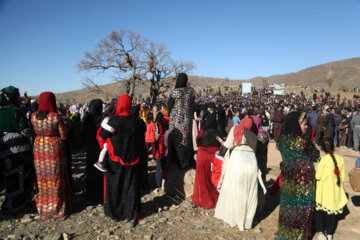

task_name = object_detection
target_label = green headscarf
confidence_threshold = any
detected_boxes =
[0,86,20,107]
[0,86,27,132]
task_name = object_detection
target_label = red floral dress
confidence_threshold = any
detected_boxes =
[31,112,71,220]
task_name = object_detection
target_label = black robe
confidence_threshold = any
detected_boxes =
[82,112,103,203]
[101,115,146,221]
[325,113,335,138]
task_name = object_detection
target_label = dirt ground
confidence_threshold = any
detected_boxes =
[1,142,360,240]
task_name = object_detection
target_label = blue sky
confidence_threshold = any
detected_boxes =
[1,0,360,95]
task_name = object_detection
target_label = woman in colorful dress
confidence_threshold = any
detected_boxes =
[31,92,72,220]
[0,86,34,214]
[277,111,320,239]
[167,73,195,168]
[192,113,220,209]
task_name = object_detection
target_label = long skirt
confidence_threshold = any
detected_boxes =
[33,136,72,220]
[155,134,166,159]
[192,146,219,209]
[214,146,258,231]
[104,157,141,221]
[278,165,315,239]
[85,139,103,203]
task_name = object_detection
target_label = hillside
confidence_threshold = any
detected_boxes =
[55,57,360,104]
[248,57,360,88]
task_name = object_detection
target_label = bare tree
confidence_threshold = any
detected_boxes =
[142,41,195,104]
[78,29,195,102]
[77,30,146,98]
[81,77,107,95]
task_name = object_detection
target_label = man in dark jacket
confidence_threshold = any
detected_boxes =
[351,109,360,151]
[325,108,335,139]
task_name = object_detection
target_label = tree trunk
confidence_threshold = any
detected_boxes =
[125,80,130,95]
[129,79,135,99]
[128,67,137,99]
[150,79,159,105]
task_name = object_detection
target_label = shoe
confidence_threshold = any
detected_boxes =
[94,162,107,172]
[317,232,327,240]
[327,235,333,240]
[126,218,136,229]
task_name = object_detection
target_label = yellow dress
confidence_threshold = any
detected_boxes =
[315,154,348,214]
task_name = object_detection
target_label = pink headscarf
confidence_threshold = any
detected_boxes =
[234,118,253,146]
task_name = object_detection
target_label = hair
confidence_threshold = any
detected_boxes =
[161,103,168,110]
[146,112,154,124]
[36,111,48,120]
[156,112,168,129]
[102,99,117,120]
[320,137,340,187]
[217,145,227,157]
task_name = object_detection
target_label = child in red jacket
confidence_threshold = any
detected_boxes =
[145,112,157,161]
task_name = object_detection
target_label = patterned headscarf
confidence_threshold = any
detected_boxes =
[70,105,79,114]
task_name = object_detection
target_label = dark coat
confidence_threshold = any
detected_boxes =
[100,115,146,221]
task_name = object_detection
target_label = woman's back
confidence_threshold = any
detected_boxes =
[32,112,63,137]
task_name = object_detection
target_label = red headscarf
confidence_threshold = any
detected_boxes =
[115,94,131,116]
[38,92,57,112]
[234,118,253,146]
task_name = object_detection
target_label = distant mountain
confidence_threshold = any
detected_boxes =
[247,57,360,88]
[55,57,360,104]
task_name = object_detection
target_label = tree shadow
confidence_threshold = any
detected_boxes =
[252,178,280,228]
[141,194,183,218]
[66,150,102,216]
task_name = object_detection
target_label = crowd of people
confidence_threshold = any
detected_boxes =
[1,73,360,239]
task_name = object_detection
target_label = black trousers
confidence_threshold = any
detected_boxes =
[315,209,338,235]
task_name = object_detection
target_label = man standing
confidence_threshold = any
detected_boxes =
[347,110,354,149]
[307,106,319,145]
[334,108,342,146]
[325,108,335,139]
[351,109,360,152]
[273,106,284,143]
